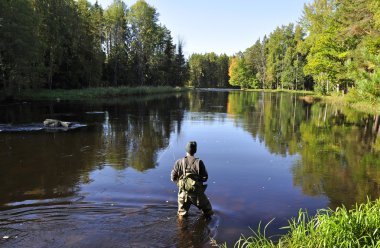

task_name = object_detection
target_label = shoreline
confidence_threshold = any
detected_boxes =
[242,88,380,116]
[4,87,379,116]
[10,86,189,101]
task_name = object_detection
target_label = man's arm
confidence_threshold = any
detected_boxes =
[198,160,208,182]
[171,159,181,182]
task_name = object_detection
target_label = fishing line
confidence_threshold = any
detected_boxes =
[156,138,176,164]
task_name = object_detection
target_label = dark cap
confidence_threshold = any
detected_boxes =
[185,141,197,154]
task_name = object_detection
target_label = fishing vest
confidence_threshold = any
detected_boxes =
[177,158,204,194]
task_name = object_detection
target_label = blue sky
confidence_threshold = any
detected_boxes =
[90,0,311,56]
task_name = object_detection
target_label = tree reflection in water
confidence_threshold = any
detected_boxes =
[226,91,380,209]
[1,91,380,247]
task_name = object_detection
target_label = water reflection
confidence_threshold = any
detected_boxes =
[100,95,187,171]
[1,91,380,247]
[0,128,101,205]
[293,104,380,208]
[227,91,307,156]
[0,94,187,206]
[175,216,218,248]
[226,91,380,208]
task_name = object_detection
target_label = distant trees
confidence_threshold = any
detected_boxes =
[300,0,380,97]
[0,0,40,93]
[0,0,188,93]
[301,0,346,94]
[228,24,309,91]
[2,0,379,99]
[229,56,256,89]
[188,53,229,88]
[228,0,380,100]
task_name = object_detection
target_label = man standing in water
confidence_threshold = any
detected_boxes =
[171,141,213,218]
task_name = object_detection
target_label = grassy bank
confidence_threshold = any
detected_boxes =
[216,199,380,248]
[15,86,188,101]
[248,88,380,116]
[243,88,314,95]
[322,95,380,115]
[241,88,380,115]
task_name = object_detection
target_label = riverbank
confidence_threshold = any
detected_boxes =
[11,86,188,101]
[5,87,380,115]
[322,95,380,115]
[217,199,380,248]
[244,88,380,116]
[244,88,314,95]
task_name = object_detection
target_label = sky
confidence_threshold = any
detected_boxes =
[89,0,311,56]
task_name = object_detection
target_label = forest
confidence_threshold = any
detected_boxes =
[0,0,188,94]
[228,0,380,102]
[1,0,380,102]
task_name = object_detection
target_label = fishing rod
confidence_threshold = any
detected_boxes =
[156,138,176,164]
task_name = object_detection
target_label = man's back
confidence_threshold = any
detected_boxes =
[171,156,208,183]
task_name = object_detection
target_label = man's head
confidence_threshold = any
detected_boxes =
[185,141,197,155]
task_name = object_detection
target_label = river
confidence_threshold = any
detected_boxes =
[1,90,379,247]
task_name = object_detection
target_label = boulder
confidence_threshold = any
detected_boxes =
[60,121,72,128]
[43,119,72,128]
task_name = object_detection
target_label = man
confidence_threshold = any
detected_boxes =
[171,141,213,218]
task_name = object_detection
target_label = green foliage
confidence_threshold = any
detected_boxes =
[302,0,345,94]
[173,40,189,87]
[0,0,186,94]
[2,0,380,101]
[266,24,296,89]
[228,56,258,89]
[301,0,380,98]
[244,38,267,88]
[223,199,380,248]
[188,53,230,88]
[229,24,308,91]
[351,49,380,102]
[103,0,128,86]
[0,0,41,92]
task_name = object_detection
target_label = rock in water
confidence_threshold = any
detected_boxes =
[60,121,72,128]
[43,119,60,127]
[43,119,72,128]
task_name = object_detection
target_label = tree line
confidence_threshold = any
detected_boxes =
[1,0,379,99]
[187,53,230,88]
[228,0,380,100]
[0,0,188,93]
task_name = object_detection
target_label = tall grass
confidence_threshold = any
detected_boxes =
[215,199,380,248]
[323,92,380,115]
[16,86,188,100]
[244,88,314,94]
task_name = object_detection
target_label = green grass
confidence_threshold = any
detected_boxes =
[241,88,380,115]
[15,86,189,101]
[322,94,380,115]
[243,88,315,94]
[215,199,380,248]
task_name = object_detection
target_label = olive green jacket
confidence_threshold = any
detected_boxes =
[171,156,208,183]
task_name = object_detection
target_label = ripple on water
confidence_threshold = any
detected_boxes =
[0,200,219,248]
[0,123,86,132]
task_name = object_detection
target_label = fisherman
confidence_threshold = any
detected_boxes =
[171,141,213,218]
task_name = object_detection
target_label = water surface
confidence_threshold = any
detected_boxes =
[1,91,380,247]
